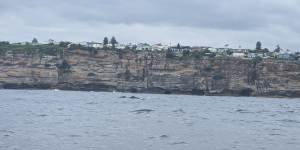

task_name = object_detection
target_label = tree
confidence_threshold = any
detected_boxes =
[110,36,118,48]
[166,49,176,58]
[59,41,71,48]
[0,41,10,45]
[132,45,137,50]
[226,49,233,55]
[256,41,262,50]
[57,60,71,71]
[32,38,38,45]
[263,48,269,53]
[103,37,109,47]
[182,50,190,57]
[48,39,55,45]
[274,44,281,53]
[176,43,181,49]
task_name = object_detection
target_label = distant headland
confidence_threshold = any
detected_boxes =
[1,37,300,97]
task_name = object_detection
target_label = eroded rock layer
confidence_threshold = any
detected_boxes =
[1,49,300,97]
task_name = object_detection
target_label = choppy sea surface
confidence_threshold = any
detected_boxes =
[0,90,300,150]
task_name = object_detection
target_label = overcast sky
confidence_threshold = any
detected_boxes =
[0,0,300,50]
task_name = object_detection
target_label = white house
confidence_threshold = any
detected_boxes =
[168,46,192,53]
[247,53,257,58]
[136,43,151,51]
[116,44,126,49]
[151,43,169,51]
[76,41,89,47]
[124,43,135,49]
[216,48,228,53]
[278,49,293,60]
[191,46,211,52]
[232,52,246,58]
[208,47,218,53]
[87,42,103,48]
[13,42,28,45]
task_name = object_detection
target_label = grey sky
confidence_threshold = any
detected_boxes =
[0,0,300,50]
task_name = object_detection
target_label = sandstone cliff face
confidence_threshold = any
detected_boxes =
[1,49,300,97]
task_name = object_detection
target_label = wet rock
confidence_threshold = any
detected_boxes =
[269,133,282,136]
[160,135,169,138]
[131,109,155,114]
[129,96,141,99]
[170,141,187,145]
[278,119,300,124]
[119,96,143,100]
[86,102,98,105]
[164,90,172,94]
[239,88,253,96]
[236,109,253,113]
[191,89,205,95]
[69,134,82,137]
[0,130,15,134]
[173,109,185,114]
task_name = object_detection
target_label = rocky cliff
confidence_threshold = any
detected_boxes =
[1,49,300,97]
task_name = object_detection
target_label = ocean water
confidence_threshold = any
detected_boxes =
[0,90,300,150]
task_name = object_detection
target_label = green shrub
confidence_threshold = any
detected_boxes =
[166,49,176,58]
[213,73,225,80]
[56,60,71,70]
[203,66,213,72]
